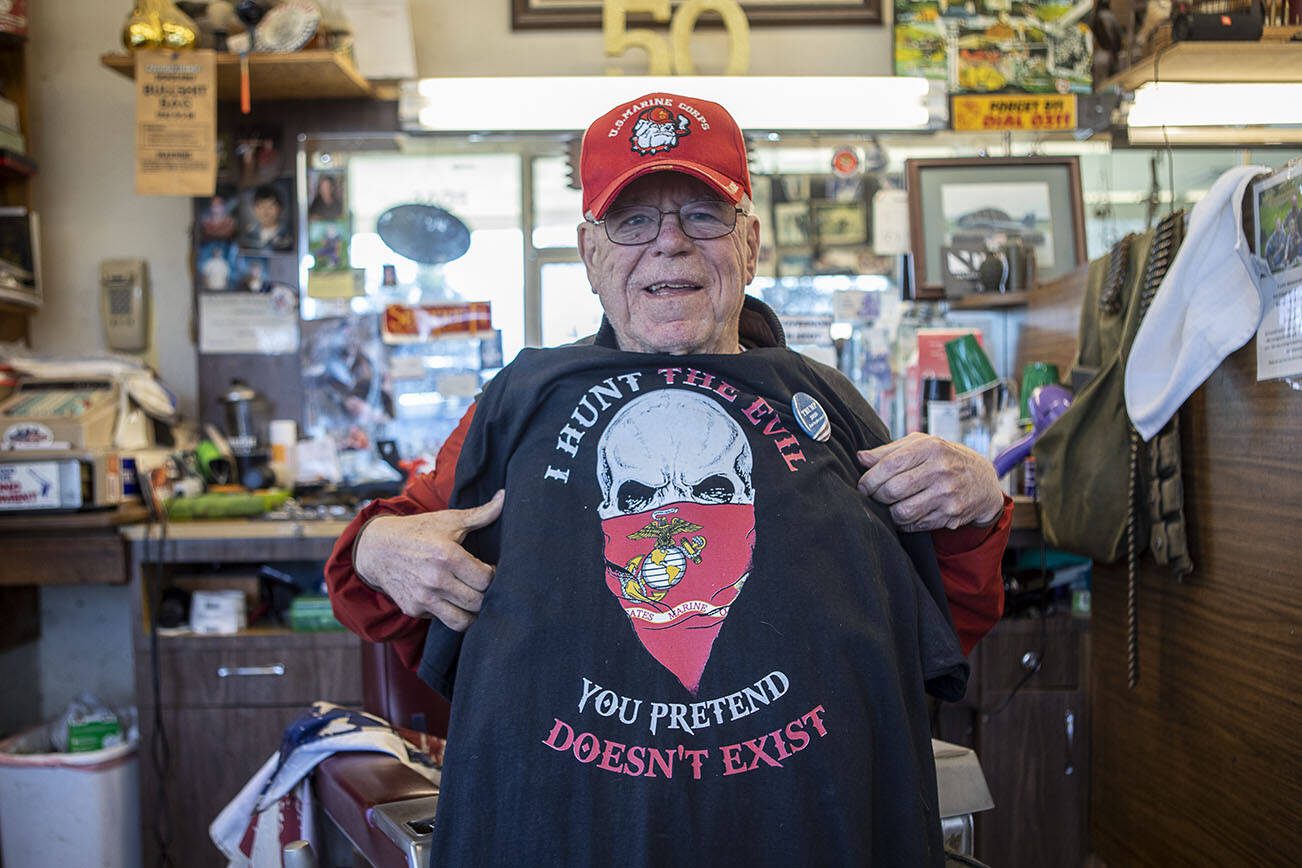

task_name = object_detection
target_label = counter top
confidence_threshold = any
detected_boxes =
[120,517,350,542]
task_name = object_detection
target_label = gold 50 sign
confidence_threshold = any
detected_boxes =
[604,0,751,75]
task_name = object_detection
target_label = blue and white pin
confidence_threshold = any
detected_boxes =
[791,392,831,442]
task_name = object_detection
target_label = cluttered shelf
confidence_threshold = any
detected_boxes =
[1097,28,1302,92]
[949,290,1029,311]
[99,49,375,101]
[0,149,35,179]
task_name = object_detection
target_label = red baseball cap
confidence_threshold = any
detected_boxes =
[580,92,752,221]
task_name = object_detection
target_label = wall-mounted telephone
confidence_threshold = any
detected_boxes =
[100,259,151,352]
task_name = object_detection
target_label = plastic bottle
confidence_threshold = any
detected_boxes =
[988,406,1024,495]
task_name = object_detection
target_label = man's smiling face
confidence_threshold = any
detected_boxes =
[578,172,760,356]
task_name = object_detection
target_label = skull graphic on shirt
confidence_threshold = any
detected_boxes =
[597,389,756,694]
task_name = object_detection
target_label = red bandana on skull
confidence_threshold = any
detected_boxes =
[597,390,756,694]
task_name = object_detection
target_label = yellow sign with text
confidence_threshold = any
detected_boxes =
[135,50,217,196]
[951,95,1077,133]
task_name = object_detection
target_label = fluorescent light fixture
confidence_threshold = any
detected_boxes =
[1127,82,1302,128]
[401,76,940,133]
[1124,126,1302,146]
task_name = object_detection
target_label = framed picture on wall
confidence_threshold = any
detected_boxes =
[905,155,1086,298]
[774,201,812,247]
[511,0,880,29]
[813,201,869,246]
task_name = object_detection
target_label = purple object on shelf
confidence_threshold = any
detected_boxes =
[993,383,1073,478]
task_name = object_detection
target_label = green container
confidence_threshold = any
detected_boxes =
[288,596,345,632]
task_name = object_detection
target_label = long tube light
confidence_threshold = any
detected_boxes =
[1128,82,1302,129]
[401,76,940,133]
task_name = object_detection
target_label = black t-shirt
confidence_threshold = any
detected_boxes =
[420,345,968,866]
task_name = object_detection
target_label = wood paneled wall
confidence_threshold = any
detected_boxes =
[1090,343,1302,865]
[1019,260,1302,864]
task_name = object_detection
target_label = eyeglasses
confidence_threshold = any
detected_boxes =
[592,200,745,246]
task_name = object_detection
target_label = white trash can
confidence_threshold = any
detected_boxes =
[0,726,141,868]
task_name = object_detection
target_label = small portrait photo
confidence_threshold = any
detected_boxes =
[309,220,350,271]
[774,202,812,247]
[196,186,239,241]
[308,171,346,222]
[235,255,272,293]
[234,127,283,188]
[239,180,295,253]
[197,240,239,291]
[1254,167,1302,284]
[814,201,869,246]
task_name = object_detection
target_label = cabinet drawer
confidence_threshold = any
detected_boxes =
[971,616,1085,699]
[156,635,362,708]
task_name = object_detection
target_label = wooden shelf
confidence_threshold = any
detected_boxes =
[100,50,375,101]
[949,290,1029,310]
[0,502,149,533]
[1099,30,1302,91]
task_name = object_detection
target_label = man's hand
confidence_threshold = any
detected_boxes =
[353,490,505,631]
[856,433,1003,532]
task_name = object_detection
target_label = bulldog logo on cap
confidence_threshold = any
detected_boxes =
[630,106,691,156]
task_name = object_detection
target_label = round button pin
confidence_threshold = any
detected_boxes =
[791,392,831,442]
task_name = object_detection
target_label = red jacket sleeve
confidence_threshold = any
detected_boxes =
[324,404,477,670]
[930,495,1011,653]
[328,402,1010,668]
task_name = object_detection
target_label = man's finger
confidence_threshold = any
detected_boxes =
[857,439,906,469]
[458,489,505,531]
[426,597,478,633]
[860,464,931,505]
[857,448,932,497]
[438,543,497,595]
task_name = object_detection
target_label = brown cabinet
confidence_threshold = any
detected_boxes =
[124,522,360,868]
[936,614,1090,868]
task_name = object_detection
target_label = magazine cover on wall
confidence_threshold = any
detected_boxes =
[238,179,296,253]
[301,314,398,482]
[894,0,1094,94]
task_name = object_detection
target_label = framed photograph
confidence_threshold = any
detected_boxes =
[308,171,347,222]
[905,156,1086,298]
[197,240,239,291]
[813,201,868,246]
[238,179,296,254]
[774,201,812,247]
[1253,165,1302,286]
[512,0,880,29]
[195,185,239,242]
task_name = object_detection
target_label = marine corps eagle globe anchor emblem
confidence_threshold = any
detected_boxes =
[610,507,708,604]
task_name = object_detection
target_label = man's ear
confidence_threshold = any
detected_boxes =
[577,221,600,294]
[742,214,761,285]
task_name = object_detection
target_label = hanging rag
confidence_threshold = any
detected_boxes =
[209,701,442,868]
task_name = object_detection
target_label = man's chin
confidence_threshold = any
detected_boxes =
[629,328,729,355]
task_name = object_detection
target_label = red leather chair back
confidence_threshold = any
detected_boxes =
[362,641,451,738]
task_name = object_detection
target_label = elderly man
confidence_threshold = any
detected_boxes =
[326,92,1011,865]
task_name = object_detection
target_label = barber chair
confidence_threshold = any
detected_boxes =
[315,642,450,868]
